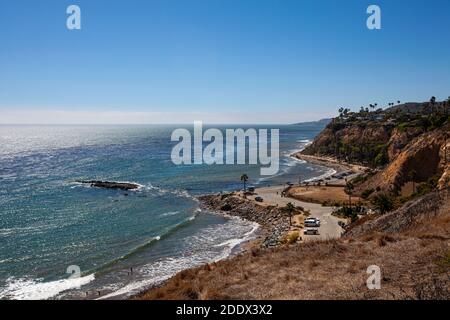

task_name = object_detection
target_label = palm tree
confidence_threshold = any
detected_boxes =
[344,180,354,206]
[397,100,401,105]
[283,202,296,226]
[343,108,350,116]
[430,96,436,113]
[240,174,249,192]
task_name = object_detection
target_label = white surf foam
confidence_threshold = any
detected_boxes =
[304,167,337,182]
[160,210,180,217]
[143,183,197,201]
[0,274,95,300]
[97,216,259,300]
[213,221,260,259]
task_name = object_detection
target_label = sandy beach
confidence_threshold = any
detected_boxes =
[293,153,370,175]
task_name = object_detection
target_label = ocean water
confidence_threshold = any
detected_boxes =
[0,123,329,300]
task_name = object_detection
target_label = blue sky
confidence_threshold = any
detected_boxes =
[0,0,449,123]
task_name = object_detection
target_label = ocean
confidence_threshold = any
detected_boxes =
[0,123,330,300]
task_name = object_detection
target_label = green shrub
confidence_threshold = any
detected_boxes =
[361,188,375,199]
[396,122,410,132]
[332,205,364,222]
[374,145,389,167]
[351,175,367,185]
[371,194,395,214]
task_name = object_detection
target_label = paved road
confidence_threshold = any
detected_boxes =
[248,186,345,241]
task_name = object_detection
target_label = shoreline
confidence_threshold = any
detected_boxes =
[132,153,350,299]
[96,148,355,300]
[129,206,269,300]
[198,193,292,249]
[292,152,370,174]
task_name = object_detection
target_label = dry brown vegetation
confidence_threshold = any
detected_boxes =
[287,186,362,206]
[137,190,450,300]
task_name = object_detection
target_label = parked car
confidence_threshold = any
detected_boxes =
[248,186,255,192]
[304,218,321,227]
[304,228,319,235]
[338,221,346,228]
[255,196,264,202]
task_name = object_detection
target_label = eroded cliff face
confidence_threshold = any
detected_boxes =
[437,137,450,190]
[387,127,425,160]
[302,124,391,158]
[438,165,450,189]
[303,122,427,165]
[355,126,448,195]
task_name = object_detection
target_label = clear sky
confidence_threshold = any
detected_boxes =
[1,0,449,124]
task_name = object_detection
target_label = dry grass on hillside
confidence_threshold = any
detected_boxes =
[287,186,362,205]
[137,202,450,300]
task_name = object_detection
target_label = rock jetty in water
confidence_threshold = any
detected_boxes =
[76,180,140,190]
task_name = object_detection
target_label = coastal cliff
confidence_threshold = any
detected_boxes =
[301,101,450,196]
[137,99,450,300]
[354,126,449,195]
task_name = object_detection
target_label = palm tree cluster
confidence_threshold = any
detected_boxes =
[435,96,450,116]
[338,107,350,118]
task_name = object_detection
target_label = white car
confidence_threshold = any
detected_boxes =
[304,228,319,235]
[304,218,321,227]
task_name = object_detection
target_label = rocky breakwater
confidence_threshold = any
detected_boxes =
[198,193,291,248]
[76,180,141,190]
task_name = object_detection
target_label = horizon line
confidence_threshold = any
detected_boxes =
[0,110,334,125]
